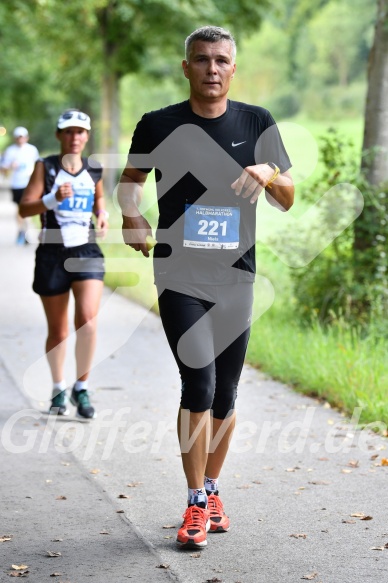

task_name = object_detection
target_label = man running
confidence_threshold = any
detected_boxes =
[0,126,39,244]
[118,25,294,549]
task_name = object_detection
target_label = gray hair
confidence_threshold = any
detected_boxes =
[185,26,236,62]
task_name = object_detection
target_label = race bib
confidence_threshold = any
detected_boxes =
[57,188,93,214]
[184,204,240,249]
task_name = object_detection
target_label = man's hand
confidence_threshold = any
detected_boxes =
[231,163,275,204]
[122,214,153,257]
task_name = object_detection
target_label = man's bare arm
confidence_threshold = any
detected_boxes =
[118,166,153,257]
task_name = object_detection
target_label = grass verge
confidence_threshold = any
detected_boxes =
[247,310,388,429]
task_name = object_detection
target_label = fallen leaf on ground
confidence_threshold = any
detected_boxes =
[371,546,385,551]
[0,535,13,542]
[350,513,366,518]
[127,482,143,487]
[100,531,110,535]
[156,564,169,569]
[290,533,307,539]
[46,551,61,557]
[50,574,62,577]
[55,496,67,500]
[301,572,318,580]
[360,516,373,521]
[90,469,100,474]
[252,480,262,484]
[206,578,222,582]
[11,566,28,571]
[190,553,201,558]
[117,494,131,499]
[116,510,125,513]
[51,539,63,542]
[380,458,388,466]
[162,525,176,529]
[342,520,356,524]
[308,481,330,485]
[8,572,29,578]
[341,469,352,474]
[347,460,359,468]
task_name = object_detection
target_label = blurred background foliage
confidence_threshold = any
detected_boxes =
[0,0,376,147]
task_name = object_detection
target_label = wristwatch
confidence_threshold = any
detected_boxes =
[266,162,280,188]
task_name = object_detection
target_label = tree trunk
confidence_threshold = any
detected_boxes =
[354,0,388,253]
[100,66,120,198]
[97,4,121,198]
[361,0,388,183]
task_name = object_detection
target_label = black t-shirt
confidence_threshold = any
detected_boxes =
[128,99,291,285]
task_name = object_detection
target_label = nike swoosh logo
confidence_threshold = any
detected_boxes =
[232,140,247,147]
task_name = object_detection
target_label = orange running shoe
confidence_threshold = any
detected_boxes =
[176,505,210,549]
[208,493,230,532]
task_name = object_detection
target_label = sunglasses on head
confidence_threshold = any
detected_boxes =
[61,111,88,121]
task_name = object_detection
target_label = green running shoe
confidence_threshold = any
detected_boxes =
[70,387,96,419]
[49,390,69,416]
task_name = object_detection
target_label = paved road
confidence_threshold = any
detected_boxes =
[0,185,387,583]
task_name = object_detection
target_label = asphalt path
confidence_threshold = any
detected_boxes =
[0,184,387,583]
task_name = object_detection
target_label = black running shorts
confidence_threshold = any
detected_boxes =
[33,242,105,296]
[157,283,253,419]
[12,188,25,205]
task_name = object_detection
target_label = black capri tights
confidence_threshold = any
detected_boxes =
[158,284,253,419]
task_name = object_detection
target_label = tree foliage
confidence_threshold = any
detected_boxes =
[287,0,388,330]
[2,0,269,185]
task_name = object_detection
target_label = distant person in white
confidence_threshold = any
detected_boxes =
[0,126,39,244]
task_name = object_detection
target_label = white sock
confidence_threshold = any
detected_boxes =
[204,476,219,494]
[52,380,66,397]
[188,487,207,507]
[74,380,88,392]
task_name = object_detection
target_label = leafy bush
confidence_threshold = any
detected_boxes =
[284,129,388,330]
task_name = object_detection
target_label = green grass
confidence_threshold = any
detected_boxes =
[101,179,159,311]
[101,115,388,431]
[247,310,388,428]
